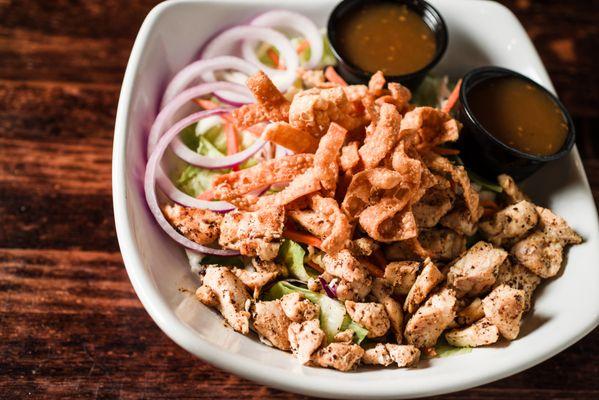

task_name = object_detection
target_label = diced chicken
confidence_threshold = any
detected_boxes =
[252,300,292,350]
[447,241,507,297]
[535,206,582,245]
[384,261,420,295]
[404,258,444,313]
[372,279,404,343]
[511,231,568,279]
[479,200,538,246]
[418,228,467,261]
[333,329,355,344]
[232,268,278,297]
[322,250,372,300]
[362,344,420,367]
[196,266,251,334]
[495,259,541,311]
[498,174,530,204]
[445,318,499,347]
[482,285,526,340]
[164,204,222,245]
[219,205,285,260]
[348,237,379,257]
[288,319,326,364]
[311,343,365,372]
[412,185,455,228]
[404,288,457,348]
[280,293,320,322]
[440,205,481,236]
[456,298,485,326]
[345,301,391,338]
[298,68,325,88]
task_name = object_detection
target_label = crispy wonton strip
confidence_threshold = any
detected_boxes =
[255,169,321,208]
[211,154,314,200]
[339,141,361,174]
[359,199,418,243]
[313,122,347,195]
[246,71,290,122]
[310,195,351,254]
[324,66,348,86]
[359,103,403,169]
[341,168,404,219]
[368,71,386,93]
[400,107,460,150]
[263,122,319,153]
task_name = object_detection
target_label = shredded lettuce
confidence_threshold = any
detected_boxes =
[277,240,317,282]
[434,340,472,358]
[467,170,503,193]
[176,165,221,197]
[412,75,448,107]
[321,35,336,66]
[263,281,368,344]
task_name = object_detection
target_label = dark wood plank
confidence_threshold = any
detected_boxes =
[0,0,597,399]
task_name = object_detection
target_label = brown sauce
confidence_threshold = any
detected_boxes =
[467,76,568,156]
[337,2,436,76]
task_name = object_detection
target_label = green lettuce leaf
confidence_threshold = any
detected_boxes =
[277,240,317,282]
[176,165,223,197]
[434,338,473,358]
[412,75,446,107]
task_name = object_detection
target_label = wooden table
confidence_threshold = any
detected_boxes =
[1,1,597,398]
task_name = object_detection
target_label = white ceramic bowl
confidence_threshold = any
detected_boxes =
[113,1,599,398]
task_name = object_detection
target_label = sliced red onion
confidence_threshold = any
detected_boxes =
[145,109,239,256]
[319,276,337,299]
[244,10,323,69]
[201,25,298,93]
[171,131,266,170]
[148,81,250,156]
[161,56,257,108]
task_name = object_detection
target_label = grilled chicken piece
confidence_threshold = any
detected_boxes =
[447,241,507,297]
[219,205,285,260]
[482,285,526,340]
[348,237,379,257]
[164,204,222,245]
[535,206,582,245]
[362,344,420,367]
[404,288,457,348]
[418,228,467,261]
[479,200,538,246]
[404,258,444,314]
[333,329,355,344]
[498,174,530,204]
[280,293,320,323]
[311,343,365,371]
[445,318,499,347]
[494,259,541,311]
[456,298,485,326]
[412,186,455,228]
[372,279,404,343]
[252,300,292,350]
[233,259,280,297]
[322,250,372,300]
[345,301,391,338]
[288,319,325,364]
[196,266,251,334]
[440,205,481,236]
[384,261,420,295]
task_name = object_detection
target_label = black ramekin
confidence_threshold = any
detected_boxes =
[327,0,448,90]
[457,66,576,181]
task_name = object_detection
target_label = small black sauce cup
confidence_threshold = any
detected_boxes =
[457,66,576,181]
[327,0,448,90]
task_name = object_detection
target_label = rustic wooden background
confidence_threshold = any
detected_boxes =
[1,0,597,399]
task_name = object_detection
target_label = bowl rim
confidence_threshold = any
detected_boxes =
[112,1,599,398]
[459,65,576,162]
[326,0,448,82]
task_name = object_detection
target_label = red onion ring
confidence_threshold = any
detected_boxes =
[200,25,298,93]
[244,10,324,69]
[148,81,250,157]
[319,276,337,299]
[161,56,257,109]
[145,109,240,256]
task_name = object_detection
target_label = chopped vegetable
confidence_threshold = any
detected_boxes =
[277,239,316,282]
[441,78,462,114]
[467,170,503,193]
[282,229,323,248]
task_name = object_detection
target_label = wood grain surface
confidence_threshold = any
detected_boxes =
[0,1,597,399]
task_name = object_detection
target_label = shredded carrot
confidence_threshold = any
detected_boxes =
[245,124,266,138]
[480,199,499,209]
[267,48,280,68]
[224,123,239,171]
[442,79,462,114]
[307,260,324,274]
[197,189,213,200]
[283,229,322,248]
[325,66,348,86]
[434,146,460,156]
[193,98,220,110]
[295,39,310,55]
[359,258,384,278]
